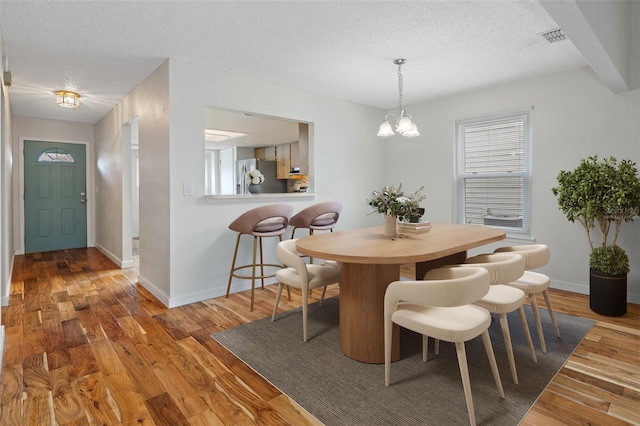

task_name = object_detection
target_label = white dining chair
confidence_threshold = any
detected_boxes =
[494,244,560,353]
[384,266,504,426]
[272,238,340,342]
[456,253,538,385]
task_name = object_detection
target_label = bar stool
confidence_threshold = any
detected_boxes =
[289,201,343,239]
[494,244,560,353]
[226,204,293,311]
[290,201,342,268]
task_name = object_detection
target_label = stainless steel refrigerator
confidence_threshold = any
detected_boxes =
[236,159,286,194]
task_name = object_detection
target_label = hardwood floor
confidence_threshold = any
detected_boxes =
[1,248,638,425]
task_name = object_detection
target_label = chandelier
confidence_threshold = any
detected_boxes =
[55,90,80,108]
[377,59,419,137]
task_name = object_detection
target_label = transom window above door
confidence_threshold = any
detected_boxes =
[37,148,75,163]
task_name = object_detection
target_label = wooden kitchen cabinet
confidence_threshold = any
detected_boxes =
[290,142,299,170]
[254,146,277,161]
[297,123,309,175]
[264,146,276,161]
[276,143,291,179]
[276,123,309,179]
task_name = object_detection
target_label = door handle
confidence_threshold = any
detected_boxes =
[80,198,87,204]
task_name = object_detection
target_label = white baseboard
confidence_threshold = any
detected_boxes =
[1,253,15,307]
[95,244,134,269]
[137,274,170,307]
[551,279,640,305]
[136,275,278,309]
[550,279,588,295]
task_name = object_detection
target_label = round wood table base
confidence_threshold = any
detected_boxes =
[339,263,400,364]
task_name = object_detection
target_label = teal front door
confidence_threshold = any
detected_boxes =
[24,141,87,253]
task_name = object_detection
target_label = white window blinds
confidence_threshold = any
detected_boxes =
[456,109,532,237]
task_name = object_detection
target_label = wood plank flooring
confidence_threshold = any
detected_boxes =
[1,248,638,425]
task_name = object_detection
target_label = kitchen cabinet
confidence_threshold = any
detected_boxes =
[297,123,309,175]
[290,142,299,170]
[254,147,265,160]
[277,142,305,179]
[276,143,291,179]
[254,146,276,161]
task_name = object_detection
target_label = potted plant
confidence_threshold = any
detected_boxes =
[246,169,265,194]
[368,184,426,237]
[551,156,640,316]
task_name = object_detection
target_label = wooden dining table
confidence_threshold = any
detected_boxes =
[296,223,506,364]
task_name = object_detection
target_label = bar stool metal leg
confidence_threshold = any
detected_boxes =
[226,233,243,298]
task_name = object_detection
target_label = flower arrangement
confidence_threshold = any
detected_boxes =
[368,184,426,222]
[246,169,265,185]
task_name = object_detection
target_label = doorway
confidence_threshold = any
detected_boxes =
[122,118,139,269]
[24,141,87,253]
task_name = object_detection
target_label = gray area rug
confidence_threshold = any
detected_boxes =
[212,297,593,425]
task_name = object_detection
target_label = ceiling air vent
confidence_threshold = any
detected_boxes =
[540,28,566,44]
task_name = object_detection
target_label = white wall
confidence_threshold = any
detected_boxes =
[0,29,11,368]
[164,60,384,307]
[11,117,95,255]
[383,66,640,301]
[1,82,12,307]
[94,61,171,295]
[94,58,382,307]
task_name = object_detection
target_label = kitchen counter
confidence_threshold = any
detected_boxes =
[204,192,316,203]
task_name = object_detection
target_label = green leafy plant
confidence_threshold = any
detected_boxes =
[551,156,640,275]
[590,246,629,275]
[368,184,426,222]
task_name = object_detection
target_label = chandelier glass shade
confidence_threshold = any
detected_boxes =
[55,90,80,108]
[377,59,419,137]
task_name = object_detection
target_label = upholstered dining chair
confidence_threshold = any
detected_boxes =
[494,244,560,353]
[226,204,293,311]
[272,238,340,342]
[289,201,343,239]
[384,266,504,426]
[457,253,538,384]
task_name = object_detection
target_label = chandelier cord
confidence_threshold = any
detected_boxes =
[397,62,404,114]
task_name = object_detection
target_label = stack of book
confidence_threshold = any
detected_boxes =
[398,221,431,235]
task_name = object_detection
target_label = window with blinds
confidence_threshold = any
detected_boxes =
[456,109,532,237]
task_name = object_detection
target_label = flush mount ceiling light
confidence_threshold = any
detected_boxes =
[377,58,419,138]
[204,128,248,142]
[55,90,80,108]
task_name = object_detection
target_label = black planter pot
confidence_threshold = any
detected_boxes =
[589,268,627,316]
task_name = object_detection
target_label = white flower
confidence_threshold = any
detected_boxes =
[246,169,265,184]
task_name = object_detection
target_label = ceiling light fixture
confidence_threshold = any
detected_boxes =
[377,58,419,138]
[55,90,80,108]
[204,128,248,142]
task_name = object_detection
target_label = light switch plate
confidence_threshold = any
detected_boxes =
[183,182,193,196]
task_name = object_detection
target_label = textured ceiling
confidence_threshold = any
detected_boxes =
[0,1,587,124]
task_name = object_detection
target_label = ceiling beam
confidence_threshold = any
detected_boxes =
[540,0,633,93]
